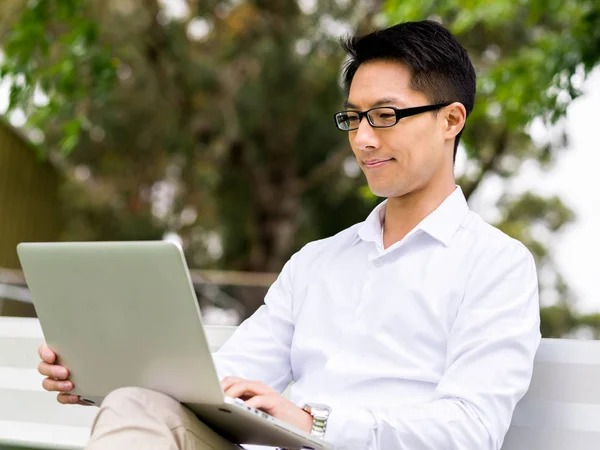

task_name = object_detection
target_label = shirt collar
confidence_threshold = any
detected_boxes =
[357,186,470,247]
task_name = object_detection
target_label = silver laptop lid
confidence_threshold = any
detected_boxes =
[17,241,224,405]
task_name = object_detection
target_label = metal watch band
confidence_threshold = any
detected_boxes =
[302,403,331,439]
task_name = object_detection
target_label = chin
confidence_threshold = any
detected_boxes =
[366,183,406,199]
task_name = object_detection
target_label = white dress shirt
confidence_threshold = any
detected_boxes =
[213,187,541,450]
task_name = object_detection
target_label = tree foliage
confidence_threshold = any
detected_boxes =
[1,0,599,332]
[385,0,600,334]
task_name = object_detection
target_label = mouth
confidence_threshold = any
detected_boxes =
[363,158,394,169]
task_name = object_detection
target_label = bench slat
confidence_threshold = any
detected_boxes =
[511,400,600,432]
[5,318,600,449]
[0,389,97,428]
[0,318,237,449]
[503,426,600,450]
[0,368,45,391]
[0,421,90,450]
[527,361,600,404]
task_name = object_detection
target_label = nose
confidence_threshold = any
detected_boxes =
[351,116,380,151]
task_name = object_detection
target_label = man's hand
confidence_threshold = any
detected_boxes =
[37,343,91,406]
[221,377,312,434]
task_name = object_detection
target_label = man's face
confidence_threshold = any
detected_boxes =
[346,60,452,198]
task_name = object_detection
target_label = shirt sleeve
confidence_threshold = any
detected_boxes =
[211,256,296,394]
[325,244,541,450]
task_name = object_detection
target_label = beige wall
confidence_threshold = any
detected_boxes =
[0,120,62,316]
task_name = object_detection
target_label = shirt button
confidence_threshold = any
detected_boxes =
[374,259,382,268]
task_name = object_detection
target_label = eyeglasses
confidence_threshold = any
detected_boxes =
[333,102,451,131]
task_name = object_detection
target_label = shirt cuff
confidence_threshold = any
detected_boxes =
[325,404,376,449]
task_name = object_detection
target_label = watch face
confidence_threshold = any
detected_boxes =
[303,403,331,438]
[306,403,330,410]
[304,403,331,418]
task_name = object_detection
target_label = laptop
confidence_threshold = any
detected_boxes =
[17,241,332,450]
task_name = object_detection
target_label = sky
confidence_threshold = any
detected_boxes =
[464,68,600,314]
[527,69,600,314]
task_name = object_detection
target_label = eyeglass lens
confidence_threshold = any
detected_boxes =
[336,107,397,130]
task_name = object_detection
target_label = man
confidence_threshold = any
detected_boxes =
[37,20,541,449]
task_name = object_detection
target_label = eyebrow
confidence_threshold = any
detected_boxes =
[344,97,408,110]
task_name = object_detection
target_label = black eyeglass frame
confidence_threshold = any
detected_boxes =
[334,102,452,131]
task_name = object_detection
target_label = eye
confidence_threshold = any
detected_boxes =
[374,109,395,119]
[371,109,397,126]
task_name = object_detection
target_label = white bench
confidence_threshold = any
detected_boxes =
[1,316,600,449]
[0,317,235,449]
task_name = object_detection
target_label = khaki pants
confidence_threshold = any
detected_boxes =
[86,387,243,450]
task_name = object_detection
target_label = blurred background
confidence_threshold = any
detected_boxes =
[0,0,599,338]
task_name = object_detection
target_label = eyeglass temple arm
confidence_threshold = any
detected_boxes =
[395,102,452,120]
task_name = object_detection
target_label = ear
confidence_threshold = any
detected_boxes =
[443,102,467,140]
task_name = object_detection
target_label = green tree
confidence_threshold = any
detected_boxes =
[0,0,383,312]
[1,0,380,268]
[383,0,600,336]
[2,0,600,333]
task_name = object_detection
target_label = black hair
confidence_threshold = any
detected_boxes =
[341,20,476,159]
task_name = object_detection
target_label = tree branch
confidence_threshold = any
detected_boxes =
[460,127,509,200]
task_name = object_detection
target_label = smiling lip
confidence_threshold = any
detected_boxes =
[364,158,393,168]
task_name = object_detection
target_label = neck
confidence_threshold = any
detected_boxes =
[383,176,456,249]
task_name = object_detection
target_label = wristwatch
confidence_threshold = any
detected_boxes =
[302,403,331,439]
